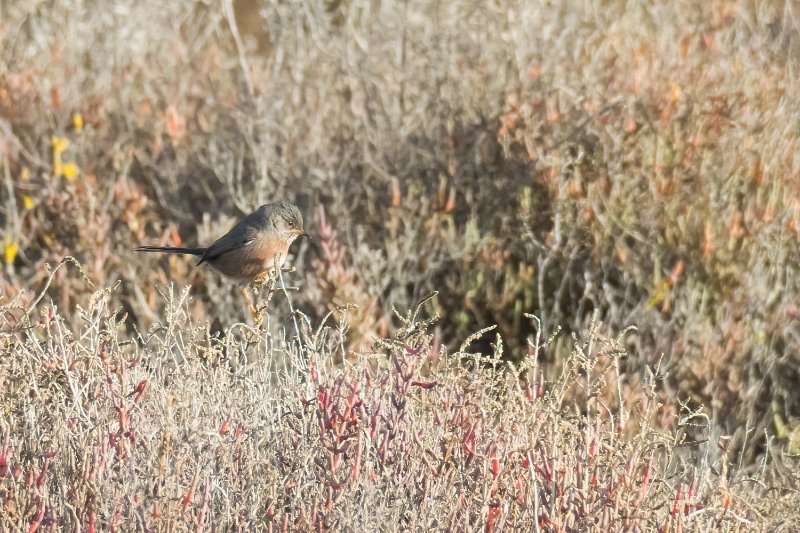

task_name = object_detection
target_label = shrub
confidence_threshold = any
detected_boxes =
[1,0,799,502]
[0,275,796,530]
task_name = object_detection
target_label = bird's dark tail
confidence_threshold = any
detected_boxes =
[133,246,206,256]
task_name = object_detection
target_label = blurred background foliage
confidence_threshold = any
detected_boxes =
[2,0,800,463]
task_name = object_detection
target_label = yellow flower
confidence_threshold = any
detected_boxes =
[4,240,18,265]
[647,279,671,309]
[62,162,79,180]
[51,137,70,154]
[22,195,35,210]
[72,113,84,132]
[20,167,30,181]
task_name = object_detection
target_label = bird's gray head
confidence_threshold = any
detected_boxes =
[259,202,308,243]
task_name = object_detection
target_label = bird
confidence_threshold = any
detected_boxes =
[134,202,308,316]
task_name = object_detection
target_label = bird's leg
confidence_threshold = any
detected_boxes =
[241,286,259,322]
[245,272,275,324]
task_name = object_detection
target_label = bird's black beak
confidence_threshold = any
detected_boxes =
[299,231,311,240]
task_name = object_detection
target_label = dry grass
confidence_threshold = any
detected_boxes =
[0,273,796,530]
[2,0,800,529]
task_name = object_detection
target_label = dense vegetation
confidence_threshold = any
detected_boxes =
[1,0,799,529]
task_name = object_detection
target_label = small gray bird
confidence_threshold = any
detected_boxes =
[135,202,308,285]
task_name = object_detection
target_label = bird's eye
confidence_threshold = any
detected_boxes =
[287,220,294,228]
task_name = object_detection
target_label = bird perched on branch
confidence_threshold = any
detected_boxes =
[135,202,308,317]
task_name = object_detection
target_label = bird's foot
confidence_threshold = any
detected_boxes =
[253,270,280,289]
[241,286,262,324]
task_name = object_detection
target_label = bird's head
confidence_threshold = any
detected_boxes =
[260,202,309,243]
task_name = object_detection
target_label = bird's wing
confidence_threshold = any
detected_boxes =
[197,214,260,265]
